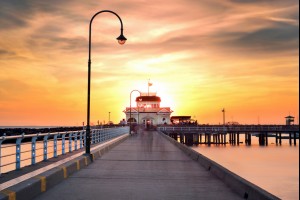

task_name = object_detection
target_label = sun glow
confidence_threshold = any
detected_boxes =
[0,1,298,126]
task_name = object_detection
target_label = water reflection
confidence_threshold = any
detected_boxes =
[191,141,299,200]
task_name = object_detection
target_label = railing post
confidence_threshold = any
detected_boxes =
[94,130,98,143]
[16,134,24,170]
[43,135,49,161]
[94,129,97,143]
[83,130,86,147]
[69,133,73,153]
[74,132,78,151]
[31,136,38,165]
[97,129,101,143]
[80,131,83,149]
[90,129,94,144]
[53,134,58,157]
[101,129,104,141]
[96,129,98,142]
[62,134,66,155]
[96,129,99,142]
[99,129,102,142]
[0,136,5,175]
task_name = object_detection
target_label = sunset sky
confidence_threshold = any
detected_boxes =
[0,0,299,126]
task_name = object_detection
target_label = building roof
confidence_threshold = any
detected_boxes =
[285,115,295,118]
[136,96,161,102]
[123,107,172,113]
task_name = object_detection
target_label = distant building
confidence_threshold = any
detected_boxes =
[285,115,295,125]
[170,116,198,125]
[123,92,173,127]
[171,116,191,124]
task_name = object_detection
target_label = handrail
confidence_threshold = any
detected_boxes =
[0,126,129,175]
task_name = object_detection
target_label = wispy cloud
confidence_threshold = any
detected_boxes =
[0,0,298,125]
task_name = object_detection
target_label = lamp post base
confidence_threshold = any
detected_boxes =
[83,153,94,162]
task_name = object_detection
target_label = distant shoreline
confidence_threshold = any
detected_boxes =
[0,125,124,136]
[0,126,84,136]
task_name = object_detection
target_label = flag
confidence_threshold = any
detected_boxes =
[147,79,153,96]
[148,79,153,86]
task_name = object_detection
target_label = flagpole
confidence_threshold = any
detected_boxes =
[148,79,150,96]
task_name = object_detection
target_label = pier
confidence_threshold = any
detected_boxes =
[0,129,281,200]
[158,125,299,146]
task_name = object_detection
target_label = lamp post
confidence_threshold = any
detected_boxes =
[129,90,141,134]
[137,98,141,125]
[108,112,111,125]
[222,108,225,125]
[86,10,127,155]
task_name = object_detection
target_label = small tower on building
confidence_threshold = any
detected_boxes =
[285,115,295,125]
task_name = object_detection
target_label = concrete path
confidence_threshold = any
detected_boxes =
[34,131,242,200]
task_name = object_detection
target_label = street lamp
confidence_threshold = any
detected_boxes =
[108,112,111,125]
[129,90,141,134]
[137,98,142,125]
[222,108,225,125]
[86,10,127,155]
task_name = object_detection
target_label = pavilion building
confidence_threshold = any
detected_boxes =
[123,92,173,127]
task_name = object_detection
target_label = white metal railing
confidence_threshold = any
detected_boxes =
[0,126,129,174]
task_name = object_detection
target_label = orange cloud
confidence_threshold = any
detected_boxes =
[0,0,298,126]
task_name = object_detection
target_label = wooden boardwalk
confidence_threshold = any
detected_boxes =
[33,131,243,200]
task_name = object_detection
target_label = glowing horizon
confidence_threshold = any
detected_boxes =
[0,0,298,126]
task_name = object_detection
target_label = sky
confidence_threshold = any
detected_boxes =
[0,0,299,126]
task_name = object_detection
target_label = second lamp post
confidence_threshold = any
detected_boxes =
[129,90,141,134]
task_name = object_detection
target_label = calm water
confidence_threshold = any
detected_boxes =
[191,136,299,200]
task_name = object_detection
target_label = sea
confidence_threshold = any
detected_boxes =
[191,135,299,200]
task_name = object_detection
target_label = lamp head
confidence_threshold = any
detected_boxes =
[116,34,127,45]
